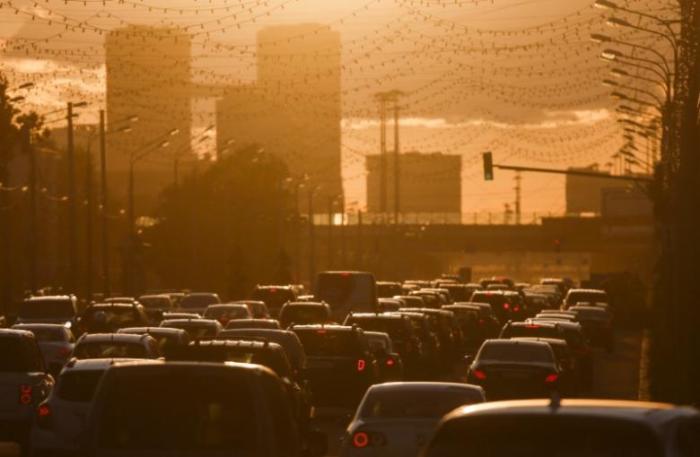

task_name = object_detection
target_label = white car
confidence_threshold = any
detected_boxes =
[12,323,75,375]
[30,358,140,456]
[339,382,485,457]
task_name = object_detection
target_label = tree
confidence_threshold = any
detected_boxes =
[145,146,293,298]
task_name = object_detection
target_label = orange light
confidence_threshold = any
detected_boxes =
[545,373,559,384]
[356,359,366,372]
[473,369,487,380]
[19,385,32,405]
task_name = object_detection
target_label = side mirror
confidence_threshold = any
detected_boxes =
[305,430,328,457]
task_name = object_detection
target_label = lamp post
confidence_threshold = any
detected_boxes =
[66,101,88,294]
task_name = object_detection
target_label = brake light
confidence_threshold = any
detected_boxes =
[270,289,277,293]
[478,319,485,325]
[316,329,327,334]
[19,385,33,405]
[473,369,487,380]
[545,373,559,384]
[386,357,395,367]
[356,359,366,372]
[503,303,510,310]
[352,431,369,448]
[513,306,520,312]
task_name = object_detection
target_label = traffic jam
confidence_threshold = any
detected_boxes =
[0,271,698,457]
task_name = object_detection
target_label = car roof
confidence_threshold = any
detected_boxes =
[347,313,403,320]
[364,331,390,340]
[0,328,36,339]
[87,303,137,309]
[161,319,219,326]
[24,295,73,302]
[78,333,152,343]
[292,324,357,332]
[283,302,328,307]
[369,381,484,394]
[193,339,283,351]
[62,357,144,371]
[482,339,551,349]
[443,399,698,426]
[510,337,569,346]
[118,327,187,336]
[568,288,607,294]
[12,323,69,331]
[205,304,249,309]
[528,319,582,330]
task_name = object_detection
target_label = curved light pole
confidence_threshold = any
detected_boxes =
[591,33,671,76]
[603,79,664,106]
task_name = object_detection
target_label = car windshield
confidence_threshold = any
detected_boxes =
[84,308,140,328]
[427,416,661,457]
[345,318,407,340]
[478,343,553,364]
[73,342,147,359]
[0,338,43,372]
[204,307,250,321]
[567,291,608,304]
[295,330,361,357]
[57,370,105,402]
[173,346,291,377]
[96,370,257,453]
[361,389,482,419]
[17,327,68,342]
[18,300,74,319]
[280,306,327,324]
[316,273,376,312]
[180,295,219,309]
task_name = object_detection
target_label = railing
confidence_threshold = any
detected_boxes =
[308,211,574,226]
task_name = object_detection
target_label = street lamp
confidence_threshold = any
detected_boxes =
[591,33,671,75]
[602,79,663,106]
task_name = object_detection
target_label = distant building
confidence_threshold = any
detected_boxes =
[366,152,461,221]
[216,24,342,212]
[104,25,192,213]
[565,166,633,215]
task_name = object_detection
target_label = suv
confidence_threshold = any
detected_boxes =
[424,399,700,457]
[177,292,221,315]
[279,302,332,329]
[12,324,75,375]
[0,329,54,450]
[83,361,327,457]
[291,325,380,409]
[16,295,78,329]
[251,286,298,318]
[470,290,527,323]
[563,288,609,309]
[31,358,138,456]
[160,318,222,339]
[79,303,149,334]
[72,333,161,359]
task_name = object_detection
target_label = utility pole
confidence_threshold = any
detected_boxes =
[357,210,363,267]
[327,197,334,269]
[24,125,37,294]
[98,110,110,296]
[392,94,402,225]
[294,182,302,283]
[378,95,388,219]
[340,199,347,267]
[127,161,135,295]
[85,140,94,302]
[66,102,77,294]
[307,187,316,286]
[514,171,522,225]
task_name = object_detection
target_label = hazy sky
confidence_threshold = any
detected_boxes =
[0,0,666,215]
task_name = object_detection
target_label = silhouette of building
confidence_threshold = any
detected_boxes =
[104,25,192,212]
[366,152,461,221]
[565,166,633,215]
[216,24,342,212]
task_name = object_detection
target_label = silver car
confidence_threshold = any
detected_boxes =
[12,324,75,376]
[340,382,485,457]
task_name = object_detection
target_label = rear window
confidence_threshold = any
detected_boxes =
[361,389,482,419]
[315,273,376,313]
[96,370,257,453]
[427,416,661,457]
[180,295,220,309]
[17,327,69,342]
[344,318,408,340]
[478,343,553,364]
[74,342,147,359]
[204,307,250,321]
[295,330,362,357]
[251,289,296,311]
[84,308,140,328]
[19,300,74,319]
[502,325,561,339]
[57,370,104,402]
[165,324,218,339]
[172,346,291,378]
[0,338,44,372]
[567,291,609,305]
[280,306,328,325]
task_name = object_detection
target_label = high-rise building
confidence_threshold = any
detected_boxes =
[366,152,461,221]
[216,24,342,212]
[105,25,191,212]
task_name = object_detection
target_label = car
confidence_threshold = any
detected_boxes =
[315,271,378,321]
[509,337,577,396]
[408,290,443,308]
[563,288,610,309]
[470,290,527,323]
[177,292,221,314]
[499,321,567,340]
[376,281,403,299]
[343,312,424,379]
[390,311,441,375]
[218,328,307,377]
[225,319,281,330]
[449,302,501,341]
[103,297,137,304]
[229,300,271,318]
[441,305,483,351]
[339,382,485,457]
[540,277,574,294]
[279,302,332,329]
[363,331,404,381]
[116,326,190,353]
[72,333,161,359]
[203,304,252,326]
[161,311,201,320]
[30,358,139,456]
[15,295,79,330]
[136,294,174,323]
[251,285,298,318]
[0,329,54,451]
[392,295,425,309]
[291,324,380,409]
[167,339,312,434]
[78,303,150,334]
[11,324,75,376]
[377,298,402,312]
[466,339,561,400]
[479,276,515,289]
[82,361,328,457]
[159,318,222,339]
[569,305,614,351]
[523,292,551,314]
[400,308,462,370]
[423,399,700,457]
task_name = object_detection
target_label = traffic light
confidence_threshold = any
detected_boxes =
[483,152,494,181]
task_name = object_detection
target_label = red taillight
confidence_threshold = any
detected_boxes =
[513,305,521,312]
[478,319,485,325]
[473,369,487,380]
[386,357,395,367]
[316,329,327,334]
[37,402,52,428]
[525,324,540,329]
[503,303,510,310]
[545,373,559,384]
[356,359,366,372]
[352,431,369,448]
[19,385,33,405]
